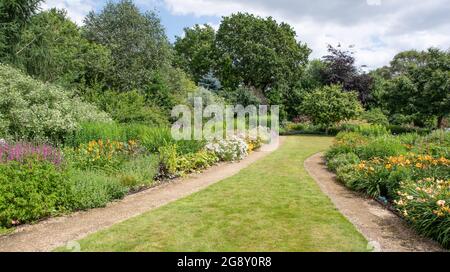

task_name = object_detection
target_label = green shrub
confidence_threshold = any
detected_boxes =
[325,132,368,160]
[157,144,219,179]
[327,153,360,172]
[141,126,205,155]
[66,170,127,211]
[0,158,71,228]
[176,150,219,175]
[388,125,431,135]
[299,84,363,129]
[93,90,170,126]
[354,124,390,137]
[0,64,111,142]
[361,108,389,126]
[118,155,159,189]
[355,136,406,160]
[335,164,361,188]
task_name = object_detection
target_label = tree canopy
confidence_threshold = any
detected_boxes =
[214,13,311,96]
[0,0,43,62]
[382,48,450,128]
[320,45,373,105]
[299,84,363,128]
[83,0,172,91]
[174,24,216,83]
[14,9,111,90]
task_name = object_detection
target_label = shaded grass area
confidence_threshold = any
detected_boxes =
[58,136,368,252]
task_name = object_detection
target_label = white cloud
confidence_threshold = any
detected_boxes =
[163,0,450,69]
[40,0,97,25]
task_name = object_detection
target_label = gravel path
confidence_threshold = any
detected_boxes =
[304,152,444,252]
[0,146,278,252]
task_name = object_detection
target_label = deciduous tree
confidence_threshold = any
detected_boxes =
[299,84,363,130]
[174,24,215,83]
[214,13,310,103]
[83,0,172,91]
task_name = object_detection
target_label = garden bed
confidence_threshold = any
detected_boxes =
[325,125,450,248]
[0,122,265,233]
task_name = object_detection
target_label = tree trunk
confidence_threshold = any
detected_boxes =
[437,116,445,129]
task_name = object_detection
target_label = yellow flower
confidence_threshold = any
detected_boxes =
[385,164,392,170]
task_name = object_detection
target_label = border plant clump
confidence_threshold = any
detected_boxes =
[326,126,450,248]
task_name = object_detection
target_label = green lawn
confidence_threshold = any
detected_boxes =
[60,136,368,252]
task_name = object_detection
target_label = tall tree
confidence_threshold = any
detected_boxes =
[174,24,215,83]
[0,0,42,62]
[83,0,172,91]
[321,45,373,105]
[384,48,450,128]
[15,9,111,90]
[213,12,310,102]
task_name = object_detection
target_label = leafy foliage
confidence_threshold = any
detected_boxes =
[118,155,159,190]
[64,139,141,171]
[326,128,450,248]
[67,169,127,211]
[321,45,373,105]
[216,86,262,107]
[93,90,169,126]
[361,108,389,126]
[0,158,70,228]
[382,48,450,128]
[299,85,363,129]
[15,9,111,90]
[0,0,43,62]
[83,0,172,91]
[174,24,216,82]
[214,13,310,102]
[0,64,111,141]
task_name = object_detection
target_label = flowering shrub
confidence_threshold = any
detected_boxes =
[0,64,111,142]
[0,141,62,166]
[65,139,141,170]
[205,135,248,162]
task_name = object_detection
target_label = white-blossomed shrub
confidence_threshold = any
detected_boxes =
[205,135,249,161]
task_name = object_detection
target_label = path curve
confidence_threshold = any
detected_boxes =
[304,152,443,252]
[0,146,280,252]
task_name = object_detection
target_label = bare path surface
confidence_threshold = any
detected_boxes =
[0,146,279,252]
[304,152,444,252]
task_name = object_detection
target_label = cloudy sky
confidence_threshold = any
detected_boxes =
[41,0,450,70]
